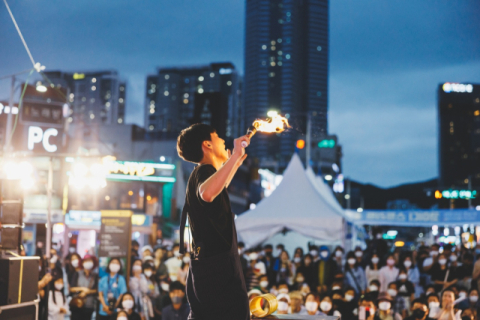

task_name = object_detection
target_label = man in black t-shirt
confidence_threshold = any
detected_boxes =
[176,123,250,320]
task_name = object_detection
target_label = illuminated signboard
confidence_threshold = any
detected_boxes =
[435,189,477,200]
[103,156,176,183]
[318,139,335,148]
[442,83,474,93]
[73,73,85,80]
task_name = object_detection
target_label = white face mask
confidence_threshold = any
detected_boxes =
[109,263,120,273]
[345,294,354,301]
[310,250,318,256]
[306,301,319,312]
[332,286,341,291]
[183,256,191,264]
[320,251,329,258]
[387,289,397,297]
[459,292,467,298]
[296,277,305,283]
[470,296,478,303]
[369,285,378,292]
[372,257,379,264]
[379,301,391,311]
[144,270,152,277]
[438,259,447,265]
[276,249,283,256]
[260,281,269,288]
[429,302,440,309]
[348,258,356,265]
[249,253,258,261]
[55,283,63,291]
[320,301,332,312]
[173,250,180,257]
[83,261,94,270]
[122,299,134,310]
[398,274,407,280]
[403,260,412,268]
[335,251,343,258]
[278,301,289,311]
[117,317,128,320]
[238,248,243,255]
[450,255,457,262]
[50,255,58,264]
[355,251,363,258]
[133,265,142,272]
[161,283,169,292]
[387,259,395,266]
[430,251,438,257]
[279,288,289,294]
[294,257,301,263]
[71,259,79,268]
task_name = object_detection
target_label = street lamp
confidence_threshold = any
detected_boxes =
[35,81,47,92]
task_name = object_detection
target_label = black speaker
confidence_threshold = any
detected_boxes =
[0,179,23,250]
[0,256,39,306]
[0,304,37,320]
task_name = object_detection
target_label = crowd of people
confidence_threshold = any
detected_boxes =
[32,231,480,320]
[240,232,480,320]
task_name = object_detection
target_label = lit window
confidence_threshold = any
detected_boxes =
[317,46,322,51]
[278,51,283,55]
[165,75,170,80]
[150,108,155,114]
[150,100,155,105]
[262,45,267,50]
[183,99,189,104]
[269,72,275,77]
[270,62,276,66]
[271,40,276,45]
[198,76,204,81]
[106,102,111,108]
[92,78,97,83]
[278,62,283,66]
[90,98,95,103]
[118,118,123,124]
[278,19,283,24]
[198,88,204,94]
[164,91,169,96]
[68,117,73,123]
[90,113,95,119]
[184,93,189,98]
[286,12,291,17]
[227,81,232,86]
[271,46,276,51]
[286,54,291,59]
[277,38,282,43]
[474,110,480,116]
[210,72,215,78]
[120,86,124,92]
[91,86,96,91]
[149,125,154,130]
[119,98,124,103]
[317,91,322,96]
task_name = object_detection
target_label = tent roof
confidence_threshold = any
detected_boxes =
[236,154,344,248]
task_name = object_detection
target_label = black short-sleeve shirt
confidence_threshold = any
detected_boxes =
[186,164,233,258]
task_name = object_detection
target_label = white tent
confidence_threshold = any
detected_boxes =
[236,154,345,249]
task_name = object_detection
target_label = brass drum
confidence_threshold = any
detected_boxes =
[249,293,278,318]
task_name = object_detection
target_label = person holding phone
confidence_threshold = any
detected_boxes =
[98,258,127,320]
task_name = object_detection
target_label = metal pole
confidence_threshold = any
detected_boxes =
[347,178,351,210]
[306,115,311,168]
[4,75,15,152]
[468,175,472,209]
[46,157,53,260]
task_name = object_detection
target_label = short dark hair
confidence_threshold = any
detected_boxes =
[411,298,427,308]
[177,123,216,163]
[106,258,123,274]
[170,281,185,292]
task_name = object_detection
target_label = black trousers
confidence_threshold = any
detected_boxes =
[70,307,95,320]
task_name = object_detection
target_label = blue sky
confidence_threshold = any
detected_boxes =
[1,0,479,187]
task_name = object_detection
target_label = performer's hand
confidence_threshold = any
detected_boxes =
[233,135,250,157]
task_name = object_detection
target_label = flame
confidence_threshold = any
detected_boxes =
[253,114,290,133]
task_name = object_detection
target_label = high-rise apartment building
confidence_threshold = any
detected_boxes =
[244,0,329,169]
[438,82,480,189]
[145,63,242,140]
[44,70,126,126]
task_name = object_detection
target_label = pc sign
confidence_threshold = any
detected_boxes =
[27,126,59,153]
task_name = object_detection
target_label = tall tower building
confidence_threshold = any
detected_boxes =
[145,63,242,139]
[44,70,126,126]
[438,82,480,189]
[244,0,329,169]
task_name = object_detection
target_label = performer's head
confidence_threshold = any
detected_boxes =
[177,123,228,164]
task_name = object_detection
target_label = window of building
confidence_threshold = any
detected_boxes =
[262,45,267,50]
[317,46,322,51]
[120,86,125,91]
[164,91,169,96]
[286,54,291,59]
[90,98,95,103]
[317,91,322,96]
[165,75,170,80]
[92,78,97,83]
[119,98,124,103]
[270,62,276,67]
[91,86,96,91]
[277,38,282,43]
[271,46,276,51]
[210,72,215,78]
[198,76,204,81]
[227,81,232,86]
[150,108,155,114]
[278,62,282,66]
[118,118,123,124]
[269,72,275,77]
[198,88,204,94]
[149,125,154,130]
[90,113,95,119]
[184,99,189,104]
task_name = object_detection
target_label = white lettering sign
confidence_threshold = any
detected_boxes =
[28,126,58,152]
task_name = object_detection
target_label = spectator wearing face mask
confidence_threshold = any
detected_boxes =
[309,245,320,263]
[129,259,149,316]
[430,253,458,292]
[116,310,129,320]
[315,245,335,293]
[388,282,407,318]
[361,297,377,320]
[278,281,290,295]
[303,293,322,315]
[162,281,189,320]
[257,274,270,294]
[246,251,266,290]
[98,258,127,320]
[342,287,358,320]
[374,292,402,320]
[367,280,381,301]
[275,244,285,259]
[457,253,473,290]
[423,244,440,274]
[260,244,277,286]
[402,255,422,297]
[426,293,440,319]
[247,288,262,302]
[345,251,367,295]
[67,253,82,287]
[465,289,478,319]
[141,245,154,261]
[332,246,346,274]
[117,292,142,320]
[274,250,294,285]
[379,254,399,292]
[404,298,429,320]
[292,271,307,291]
[319,295,340,317]
[154,280,171,320]
[48,277,70,320]
[355,246,366,268]
[275,293,290,315]
[69,255,98,320]
[292,248,303,276]
[455,288,470,311]
[48,249,64,282]
[367,253,382,285]
[296,253,316,291]
[165,244,182,281]
[177,252,191,286]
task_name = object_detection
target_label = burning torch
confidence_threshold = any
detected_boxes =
[241,113,290,147]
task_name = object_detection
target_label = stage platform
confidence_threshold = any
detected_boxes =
[253,315,339,320]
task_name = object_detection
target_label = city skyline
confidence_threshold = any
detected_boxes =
[1,0,480,187]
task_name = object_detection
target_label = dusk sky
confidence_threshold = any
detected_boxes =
[1,1,480,187]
